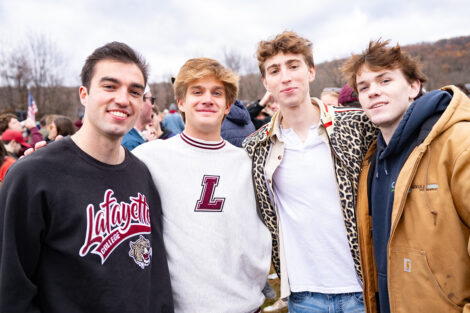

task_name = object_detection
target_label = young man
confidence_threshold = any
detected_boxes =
[0,42,173,313]
[243,31,377,312]
[122,84,156,150]
[342,40,470,313]
[133,58,271,313]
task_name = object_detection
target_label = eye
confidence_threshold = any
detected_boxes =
[268,68,279,75]
[358,86,368,92]
[103,84,115,90]
[381,78,391,84]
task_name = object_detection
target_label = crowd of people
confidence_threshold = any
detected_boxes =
[0,30,469,313]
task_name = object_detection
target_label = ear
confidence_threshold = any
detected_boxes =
[262,77,269,92]
[224,102,232,115]
[79,86,88,106]
[409,79,421,101]
[308,66,316,83]
[177,98,185,112]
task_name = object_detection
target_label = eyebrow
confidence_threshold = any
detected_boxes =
[99,77,145,91]
[357,72,390,86]
[266,58,302,71]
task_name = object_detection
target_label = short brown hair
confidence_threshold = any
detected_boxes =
[257,31,314,78]
[53,115,76,137]
[173,57,238,106]
[0,113,17,134]
[341,39,427,95]
[80,41,148,91]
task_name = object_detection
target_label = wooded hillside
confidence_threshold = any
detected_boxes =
[1,35,469,119]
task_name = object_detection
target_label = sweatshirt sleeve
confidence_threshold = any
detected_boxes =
[0,162,46,313]
[28,127,44,146]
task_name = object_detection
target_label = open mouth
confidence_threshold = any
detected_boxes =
[370,102,387,109]
[109,110,129,118]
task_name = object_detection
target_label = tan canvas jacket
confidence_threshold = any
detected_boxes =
[356,86,470,313]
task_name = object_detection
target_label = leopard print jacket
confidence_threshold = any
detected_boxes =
[242,104,378,281]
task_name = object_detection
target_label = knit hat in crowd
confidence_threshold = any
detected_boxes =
[338,84,358,105]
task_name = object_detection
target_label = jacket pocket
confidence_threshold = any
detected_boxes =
[389,247,461,313]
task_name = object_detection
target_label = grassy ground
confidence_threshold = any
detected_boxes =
[260,269,288,313]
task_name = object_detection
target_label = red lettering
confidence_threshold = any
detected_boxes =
[195,175,225,212]
[79,189,152,263]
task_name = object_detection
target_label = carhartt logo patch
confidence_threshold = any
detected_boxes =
[409,184,439,192]
[404,258,412,272]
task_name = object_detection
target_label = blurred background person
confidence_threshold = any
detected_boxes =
[122,85,155,150]
[162,103,185,134]
[320,88,340,106]
[47,115,76,141]
[0,113,43,156]
[0,141,16,186]
[144,107,175,141]
[1,129,29,160]
[337,84,361,107]
[41,114,59,142]
[247,91,279,130]
[221,99,256,147]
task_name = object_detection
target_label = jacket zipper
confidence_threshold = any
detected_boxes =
[386,147,425,312]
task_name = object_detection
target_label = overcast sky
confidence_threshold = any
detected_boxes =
[1,0,469,85]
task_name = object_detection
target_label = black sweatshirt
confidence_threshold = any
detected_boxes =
[0,137,174,313]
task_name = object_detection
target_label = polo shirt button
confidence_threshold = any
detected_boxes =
[278,155,282,160]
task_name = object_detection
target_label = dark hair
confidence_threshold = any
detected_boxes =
[0,113,17,134]
[257,31,314,78]
[53,116,76,137]
[80,41,149,91]
[0,141,7,168]
[341,39,427,96]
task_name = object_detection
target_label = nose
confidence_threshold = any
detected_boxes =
[201,91,213,105]
[368,82,381,98]
[280,67,291,84]
[115,87,130,106]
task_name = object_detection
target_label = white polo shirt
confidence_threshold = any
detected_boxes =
[273,124,362,294]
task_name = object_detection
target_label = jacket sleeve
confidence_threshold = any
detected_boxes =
[0,162,46,313]
[247,100,264,119]
[450,147,470,312]
[28,127,44,145]
[451,147,470,230]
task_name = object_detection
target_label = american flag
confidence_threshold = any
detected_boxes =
[27,90,38,121]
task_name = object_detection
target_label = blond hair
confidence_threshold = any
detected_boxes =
[173,58,239,106]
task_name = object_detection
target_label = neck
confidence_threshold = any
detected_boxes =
[134,120,145,132]
[184,125,222,142]
[71,126,125,165]
[280,98,320,142]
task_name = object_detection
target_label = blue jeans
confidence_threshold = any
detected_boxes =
[288,291,365,313]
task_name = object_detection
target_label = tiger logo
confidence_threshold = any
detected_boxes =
[129,235,152,269]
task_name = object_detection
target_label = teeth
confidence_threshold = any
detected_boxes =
[110,111,127,118]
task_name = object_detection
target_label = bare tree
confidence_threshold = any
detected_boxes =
[0,33,71,117]
[27,33,68,115]
[223,47,243,74]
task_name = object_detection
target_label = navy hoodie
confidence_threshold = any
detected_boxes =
[370,90,451,313]
[221,100,256,147]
